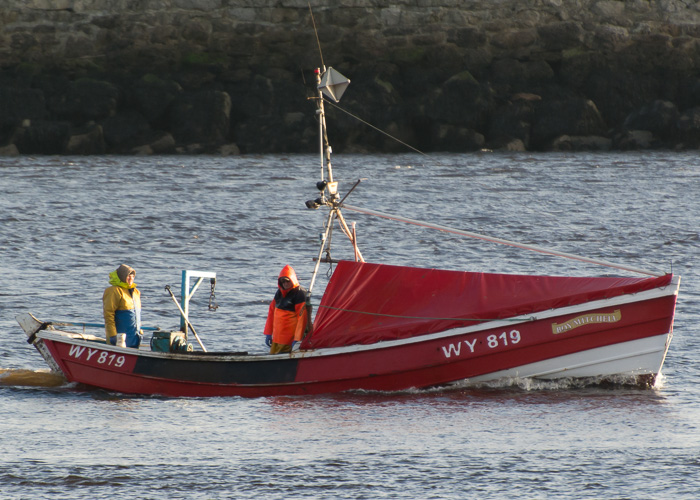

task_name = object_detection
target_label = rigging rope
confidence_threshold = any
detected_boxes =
[323,99,493,191]
[342,204,665,277]
[324,99,430,157]
[317,304,534,323]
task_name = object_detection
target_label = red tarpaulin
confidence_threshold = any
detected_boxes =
[301,261,672,349]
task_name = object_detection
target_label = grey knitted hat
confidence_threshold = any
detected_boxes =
[116,264,135,283]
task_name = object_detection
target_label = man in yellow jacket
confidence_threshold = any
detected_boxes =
[263,265,309,354]
[103,264,142,348]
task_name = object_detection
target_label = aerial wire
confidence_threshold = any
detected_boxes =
[308,3,325,69]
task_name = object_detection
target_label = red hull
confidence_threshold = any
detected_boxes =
[24,276,679,397]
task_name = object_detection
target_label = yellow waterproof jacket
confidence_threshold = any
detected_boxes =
[103,270,142,344]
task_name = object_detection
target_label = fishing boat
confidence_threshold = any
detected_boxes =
[16,65,680,397]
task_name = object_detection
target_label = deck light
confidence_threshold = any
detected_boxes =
[305,197,324,209]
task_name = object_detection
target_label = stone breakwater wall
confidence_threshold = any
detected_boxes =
[3,0,700,155]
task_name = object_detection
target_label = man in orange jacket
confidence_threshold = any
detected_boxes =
[263,265,309,354]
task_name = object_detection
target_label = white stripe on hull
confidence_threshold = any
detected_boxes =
[463,333,672,382]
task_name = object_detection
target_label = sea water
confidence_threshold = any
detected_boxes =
[0,152,698,499]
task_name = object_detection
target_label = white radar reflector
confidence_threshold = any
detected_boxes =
[318,67,350,102]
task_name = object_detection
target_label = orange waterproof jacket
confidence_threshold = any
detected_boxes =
[263,265,309,345]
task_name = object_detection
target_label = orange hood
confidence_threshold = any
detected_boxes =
[278,265,300,294]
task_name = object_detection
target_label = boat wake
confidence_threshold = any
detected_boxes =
[346,373,663,398]
[0,368,67,388]
[449,373,662,391]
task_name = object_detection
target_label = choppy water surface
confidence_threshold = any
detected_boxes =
[1,152,698,499]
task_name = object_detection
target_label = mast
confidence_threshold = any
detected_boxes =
[316,67,334,184]
[316,67,326,183]
[305,6,359,294]
[307,66,357,295]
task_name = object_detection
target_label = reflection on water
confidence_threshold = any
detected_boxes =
[0,368,66,387]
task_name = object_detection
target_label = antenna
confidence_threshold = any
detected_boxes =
[308,3,325,70]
